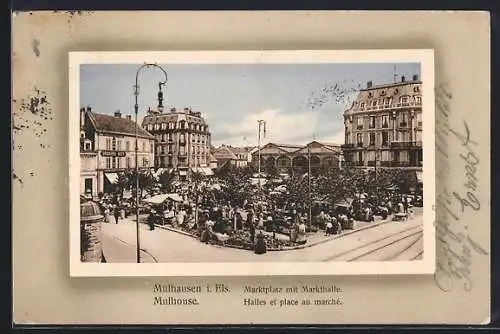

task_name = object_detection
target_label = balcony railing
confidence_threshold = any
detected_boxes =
[357,142,364,147]
[356,125,364,130]
[391,161,411,167]
[341,143,355,149]
[390,141,423,149]
[358,101,421,112]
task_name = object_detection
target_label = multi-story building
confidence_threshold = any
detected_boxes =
[212,145,257,169]
[251,141,343,174]
[80,107,155,195]
[342,75,423,170]
[142,107,211,179]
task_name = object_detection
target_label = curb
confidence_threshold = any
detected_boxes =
[153,217,394,252]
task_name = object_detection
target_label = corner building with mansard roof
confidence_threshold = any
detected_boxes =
[342,75,423,173]
[142,107,212,179]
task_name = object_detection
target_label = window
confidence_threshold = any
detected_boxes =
[142,141,146,152]
[400,112,407,126]
[117,157,121,169]
[380,90,386,96]
[400,96,409,104]
[105,157,111,169]
[125,141,130,151]
[360,102,365,109]
[358,152,363,162]
[385,98,392,105]
[381,115,389,128]
[112,157,117,169]
[148,124,153,131]
[369,116,376,128]
[80,132,85,138]
[143,158,148,167]
[372,100,377,107]
[112,137,116,150]
[417,112,423,127]
[415,96,422,104]
[414,86,420,92]
[369,133,375,146]
[150,143,154,153]
[106,138,111,150]
[368,92,373,98]
[84,142,91,151]
[126,157,130,168]
[357,117,363,129]
[382,132,389,146]
[161,122,167,130]
[117,140,122,151]
[356,133,363,146]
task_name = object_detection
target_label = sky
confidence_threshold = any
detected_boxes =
[80,62,420,147]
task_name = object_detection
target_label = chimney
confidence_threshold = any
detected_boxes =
[80,108,86,128]
[126,115,132,120]
[170,107,176,113]
[114,110,122,118]
[183,107,190,113]
[401,75,406,82]
[413,74,419,81]
[86,106,91,113]
[367,81,373,88]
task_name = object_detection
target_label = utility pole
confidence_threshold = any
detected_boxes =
[257,120,266,202]
[308,142,312,228]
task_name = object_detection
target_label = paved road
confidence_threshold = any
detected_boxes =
[101,213,423,263]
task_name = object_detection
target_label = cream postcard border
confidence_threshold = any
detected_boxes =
[69,50,435,277]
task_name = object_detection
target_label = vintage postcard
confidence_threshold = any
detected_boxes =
[13,11,489,326]
[69,50,436,277]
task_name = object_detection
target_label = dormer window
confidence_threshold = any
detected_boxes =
[380,90,386,96]
[368,92,373,98]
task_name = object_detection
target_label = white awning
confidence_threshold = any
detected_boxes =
[105,172,118,184]
[154,168,166,178]
[142,193,183,204]
[167,193,183,202]
[416,171,423,183]
[142,194,170,205]
[202,167,214,176]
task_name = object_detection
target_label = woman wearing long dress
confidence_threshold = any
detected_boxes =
[254,231,267,254]
[296,222,307,245]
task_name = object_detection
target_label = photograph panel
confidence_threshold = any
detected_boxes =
[70,50,435,276]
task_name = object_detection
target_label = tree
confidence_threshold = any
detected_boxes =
[116,172,130,197]
[125,170,155,198]
[158,170,174,192]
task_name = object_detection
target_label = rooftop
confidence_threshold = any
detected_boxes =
[142,107,208,125]
[86,109,154,139]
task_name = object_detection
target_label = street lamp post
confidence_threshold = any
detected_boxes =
[133,63,168,263]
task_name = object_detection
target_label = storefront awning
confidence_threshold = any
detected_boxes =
[105,172,118,184]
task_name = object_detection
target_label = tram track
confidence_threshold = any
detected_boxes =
[321,224,423,262]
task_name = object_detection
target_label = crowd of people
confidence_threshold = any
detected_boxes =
[86,166,422,254]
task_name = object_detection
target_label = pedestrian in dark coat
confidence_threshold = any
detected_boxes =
[113,206,120,224]
[254,231,267,255]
